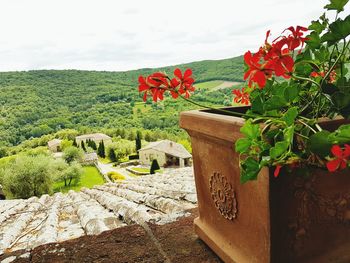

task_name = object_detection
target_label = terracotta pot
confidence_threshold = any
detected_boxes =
[180,107,350,263]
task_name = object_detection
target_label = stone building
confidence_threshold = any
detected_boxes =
[47,139,62,152]
[139,140,192,168]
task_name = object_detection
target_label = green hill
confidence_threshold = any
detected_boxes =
[0,56,244,148]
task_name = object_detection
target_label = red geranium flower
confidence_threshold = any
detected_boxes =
[310,71,325,78]
[232,88,250,105]
[138,75,152,101]
[138,73,169,102]
[326,144,350,172]
[284,26,308,50]
[243,51,273,88]
[174,68,195,98]
[310,70,337,83]
[264,38,294,79]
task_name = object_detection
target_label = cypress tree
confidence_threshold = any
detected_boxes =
[81,141,86,152]
[91,140,97,150]
[109,148,117,162]
[86,139,92,148]
[150,159,160,174]
[98,141,105,158]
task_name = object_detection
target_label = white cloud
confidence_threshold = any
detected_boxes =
[0,0,346,71]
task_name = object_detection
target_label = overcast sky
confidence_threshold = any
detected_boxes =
[0,0,346,72]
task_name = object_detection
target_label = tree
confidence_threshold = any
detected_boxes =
[90,140,97,150]
[50,158,69,184]
[2,155,53,199]
[86,139,92,148]
[63,146,83,164]
[127,130,136,141]
[61,139,73,151]
[81,141,86,152]
[0,148,7,158]
[64,162,83,186]
[135,131,142,152]
[55,129,79,140]
[145,132,152,142]
[108,148,117,162]
[150,159,160,174]
[98,141,105,158]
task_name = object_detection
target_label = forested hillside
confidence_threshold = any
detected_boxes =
[0,56,244,149]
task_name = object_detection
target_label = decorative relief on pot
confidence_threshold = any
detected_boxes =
[209,172,237,220]
[288,175,350,254]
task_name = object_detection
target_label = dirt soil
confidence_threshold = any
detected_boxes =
[1,208,222,263]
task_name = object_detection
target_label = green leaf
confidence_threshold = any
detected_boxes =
[283,126,295,143]
[284,85,299,103]
[308,131,332,157]
[329,124,350,143]
[260,156,271,166]
[313,46,329,62]
[324,0,349,12]
[309,20,327,34]
[240,120,260,139]
[282,107,298,126]
[305,31,321,49]
[235,138,251,153]
[337,77,350,92]
[331,91,350,109]
[240,157,260,183]
[321,16,350,44]
[265,96,288,110]
[270,141,289,159]
[251,95,264,114]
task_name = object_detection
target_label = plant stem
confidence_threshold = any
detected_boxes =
[297,119,317,133]
[291,74,321,88]
[321,40,350,87]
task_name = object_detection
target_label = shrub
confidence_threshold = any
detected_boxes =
[107,171,126,181]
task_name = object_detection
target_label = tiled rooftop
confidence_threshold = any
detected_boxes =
[0,168,196,255]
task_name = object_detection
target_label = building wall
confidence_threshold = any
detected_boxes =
[48,144,61,153]
[139,149,166,166]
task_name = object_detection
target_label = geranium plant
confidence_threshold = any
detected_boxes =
[138,0,350,183]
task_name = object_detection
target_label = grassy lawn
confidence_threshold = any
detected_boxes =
[129,167,163,174]
[195,80,224,90]
[132,167,150,173]
[53,165,104,193]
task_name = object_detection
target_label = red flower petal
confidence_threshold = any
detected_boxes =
[143,92,148,102]
[274,165,282,177]
[170,91,179,99]
[174,68,182,79]
[170,78,180,88]
[253,70,266,88]
[339,159,347,170]
[331,145,343,158]
[326,159,341,172]
[344,144,350,158]
[184,69,192,79]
